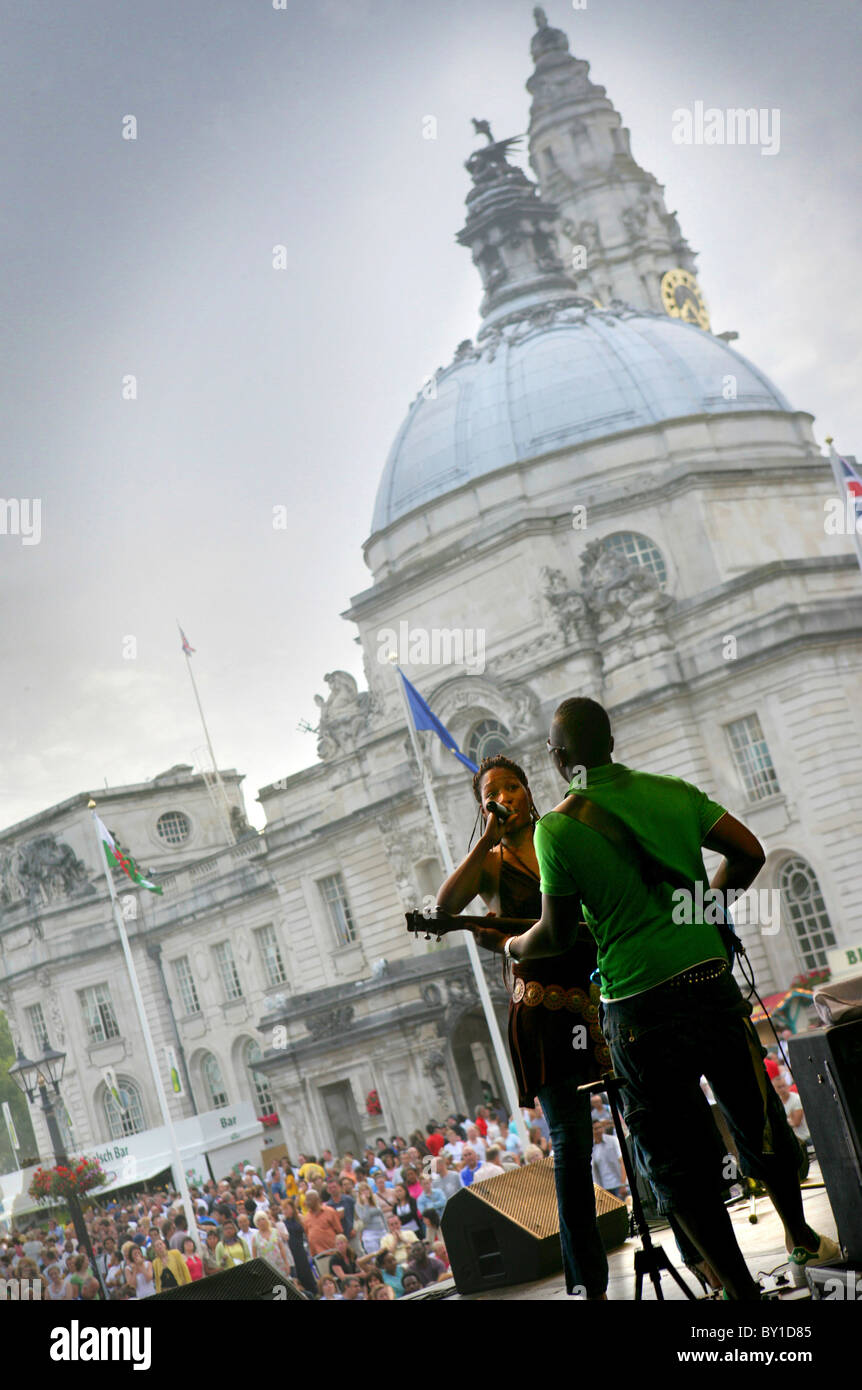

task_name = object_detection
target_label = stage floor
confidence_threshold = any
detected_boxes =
[448,1162,838,1301]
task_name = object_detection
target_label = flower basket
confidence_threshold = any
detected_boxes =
[258,1113,279,1127]
[28,1157,108,1204]
[789,968,830,991]
[365,1089,382,1117]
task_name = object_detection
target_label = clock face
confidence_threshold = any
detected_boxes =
[660,268,710,330]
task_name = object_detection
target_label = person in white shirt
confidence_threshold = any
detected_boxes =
[472,1147,506,1183]
[591,1123,627,1199]
[497,1120,522,1155]
[463,1126,487,1162]
[442,1129,464,1163]
[430,1154,461,1203]
[774,1080,810,1145]
[589,1094,612,1124]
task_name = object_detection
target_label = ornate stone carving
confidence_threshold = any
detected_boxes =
[500,682,541,740]
[229,805,252,840]
[446,974,478,1005]
[580,541,673,654]
[540,567,589,644]
[422,1048,449,1102]
[47,991,66,1047]
[377,814,435,910]
[305,1005,355,1040]
[562,219,601,259]
[313,671,376,761]
[453,338,480,363]
[0,835,96,908]
[502,630,560,666]
[621,199,651,243]
[421,983,443,1008]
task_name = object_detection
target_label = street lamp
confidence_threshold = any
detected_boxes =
[8,1044,109,1300]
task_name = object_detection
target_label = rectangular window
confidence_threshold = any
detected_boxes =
[213,941,244,1000]
[172,956,201,1015]
[26,1002,50,1054]
[725,714,780,802]
[255,924,287,987]
[318,873,357,947]
[79,984,120,1044]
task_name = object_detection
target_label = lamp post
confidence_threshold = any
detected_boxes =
[8,1045,109,1301]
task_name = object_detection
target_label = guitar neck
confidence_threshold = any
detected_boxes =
[405,910,538,934]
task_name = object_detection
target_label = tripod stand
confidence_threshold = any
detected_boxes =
[580,1075,700,1300]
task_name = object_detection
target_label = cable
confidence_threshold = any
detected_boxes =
[727,919,796,1079]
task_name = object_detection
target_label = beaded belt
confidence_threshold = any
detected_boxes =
[512,979,600,1020]
[664,960,728,989]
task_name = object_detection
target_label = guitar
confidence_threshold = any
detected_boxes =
[405,908,539,940]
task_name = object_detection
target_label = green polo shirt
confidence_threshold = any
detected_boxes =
[533,763,728,1001]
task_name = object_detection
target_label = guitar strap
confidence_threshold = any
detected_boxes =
[555,793,742,963]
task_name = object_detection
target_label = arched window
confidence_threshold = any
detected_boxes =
[244,1040,274,1116]
[466,718,511,767]
[601,531,668,587]
[103,1076,146,1139]
[201,1052,229,1110]
[777,857,837,971]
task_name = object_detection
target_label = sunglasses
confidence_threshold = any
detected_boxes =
[546,740,568,759]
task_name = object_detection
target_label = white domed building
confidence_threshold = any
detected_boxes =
[4,11,860,1169]
[253,11,861,1151]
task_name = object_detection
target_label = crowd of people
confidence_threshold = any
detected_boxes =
[1,1032,812,1304]
[0,1100,578,1301]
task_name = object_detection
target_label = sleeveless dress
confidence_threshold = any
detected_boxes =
[495,843,610,1105]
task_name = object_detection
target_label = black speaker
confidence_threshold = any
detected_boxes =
[440,1157,628,1294]
[788,1022,862,1262]
[147,1257,309,1300]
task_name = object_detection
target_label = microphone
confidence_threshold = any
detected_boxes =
[486,800,512,823]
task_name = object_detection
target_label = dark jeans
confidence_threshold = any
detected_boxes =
[537,1073,609,1298]
[603,966,802,1216]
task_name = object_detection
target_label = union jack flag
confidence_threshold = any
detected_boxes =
[180,628,195,657]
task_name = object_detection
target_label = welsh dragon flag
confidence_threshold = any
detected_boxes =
[94,813,163,894]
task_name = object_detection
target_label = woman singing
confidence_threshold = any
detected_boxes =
[436,754,611,1301]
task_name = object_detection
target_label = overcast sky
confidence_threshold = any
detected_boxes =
[1,0,859,835]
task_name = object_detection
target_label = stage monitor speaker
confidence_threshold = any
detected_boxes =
[788,1021,862,1263]
[147,1257,309,1301]
[441,1156,628,1295]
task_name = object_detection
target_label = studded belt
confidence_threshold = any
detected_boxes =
[512,979,600,1019]
[664,960,728,989]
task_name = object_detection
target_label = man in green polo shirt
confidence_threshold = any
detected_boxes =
[491,696,837,1301]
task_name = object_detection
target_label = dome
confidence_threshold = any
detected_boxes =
[370,304,792,535]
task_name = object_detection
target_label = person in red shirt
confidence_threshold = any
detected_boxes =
[425,1124,445,1157]
[181,1236,203,1281]
[474,1107,489,1140]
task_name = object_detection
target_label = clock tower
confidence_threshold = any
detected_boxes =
[527,6,707,323]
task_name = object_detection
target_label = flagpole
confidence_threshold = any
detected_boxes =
[825,436,862,573]
[393,668,530,1150]
[176,621,235,845]
[88,803,200,1252]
